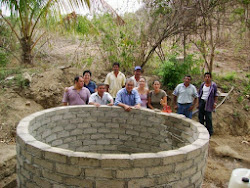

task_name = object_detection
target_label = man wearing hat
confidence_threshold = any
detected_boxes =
[130,66,143,87]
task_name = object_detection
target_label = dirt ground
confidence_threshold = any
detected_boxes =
[0,34,249,187]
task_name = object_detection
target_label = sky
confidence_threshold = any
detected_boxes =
[104,0,143,14]
[1,0,143,16]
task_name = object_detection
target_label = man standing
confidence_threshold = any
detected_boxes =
[130,66,142,87]
[115,78,141,111]
[173,75,198,118]
[198,72,218,136]
[62,76,90,105]
[89,83,114,107]
[104,62,126,99]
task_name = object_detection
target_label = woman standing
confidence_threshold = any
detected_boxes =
[82,70,97,94]
[148,80,167,110]
[135,77,149,108]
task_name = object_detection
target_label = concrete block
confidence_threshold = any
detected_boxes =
[128,178,155,188]
[96,180,125,188]
[56,163,81,176]
[116,168,145,178]
[146,164,174,176]
[85,168,113,178]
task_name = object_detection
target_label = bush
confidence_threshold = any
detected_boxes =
[157,54,201,89]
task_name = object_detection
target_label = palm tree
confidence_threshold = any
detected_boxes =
[0,0,90,64]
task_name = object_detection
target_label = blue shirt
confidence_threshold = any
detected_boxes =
[84,81,96,94]
[114,88,142,106]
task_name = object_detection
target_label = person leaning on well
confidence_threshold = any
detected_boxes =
[114,78,141,112]
[173,75,198,118]
[89,83,113,107]
[148,80,167,110]
[62,76,90,106]
[198,72,218,137]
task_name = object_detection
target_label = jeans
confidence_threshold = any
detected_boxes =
[198,99,213,136]
[177,103,193,119]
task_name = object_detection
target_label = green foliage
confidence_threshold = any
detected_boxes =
[0,49,8,67]
[222,72,237,81]
[0,68,28,88]
[0,21,12,67]
[157,53,201,89]
[92,14,140,73]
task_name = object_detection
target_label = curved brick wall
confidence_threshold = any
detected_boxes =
[16,106,209,188]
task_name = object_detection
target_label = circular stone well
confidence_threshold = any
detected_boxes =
[16,106,209,188]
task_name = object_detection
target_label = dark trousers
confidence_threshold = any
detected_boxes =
[198,99,213,136]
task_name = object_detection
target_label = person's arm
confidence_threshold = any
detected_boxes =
[160,96,167,106]
[62,91,69,106]
[134,90,141,109]
[115,90,131,111]
[189,97,197,111]
[213,83,218,109]
[104,74,110,92]
[173,95,178,110]
[117,103,132,111]
[107,93,114,106]
[89,102,100,107]
[148,92,154,109]
[214,96,218,109]
[65,87,69,92]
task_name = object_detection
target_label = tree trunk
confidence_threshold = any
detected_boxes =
[21,37,33,64]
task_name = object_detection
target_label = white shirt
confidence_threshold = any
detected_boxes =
[201,85,210,100]
[173,83,198,104]
[130,75,148,88]
[104,71,126,98]
[89,92,113,105]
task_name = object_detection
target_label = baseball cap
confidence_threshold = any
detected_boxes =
[134,66,142,71]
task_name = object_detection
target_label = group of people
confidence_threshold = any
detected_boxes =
[62,62,218,136]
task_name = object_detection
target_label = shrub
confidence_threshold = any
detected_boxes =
[157,54,201,89]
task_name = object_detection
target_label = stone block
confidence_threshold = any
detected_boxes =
[70,129,84,135]
[34,158,54,170]
[105,123,120,128]
[128,178,155,188]
[105,133,119,139]
[32,175,52,188]
[51,140,63,147]
[46,134,57,143]
[85,168,113,178]
[96,180,125,188]
[116,168,145,178]
[157,173,181,184]
[56,163,81,176]
[57,130,69,139]
[42,169,63,183]
[101,159,131,168]
[70,157,100,167]
[126,129,139,136]
[64,177,93,187]
[91,134,105,139]
[51,126,64,133]
[175,159,193,172]
[181,166,197,178]
[146,164,174,176]
[91,122,105,128]
[84,128,97,134]
[98,128,111,133]
[191,171,202,184]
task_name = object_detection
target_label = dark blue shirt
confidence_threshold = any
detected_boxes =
[84,81,96,94]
